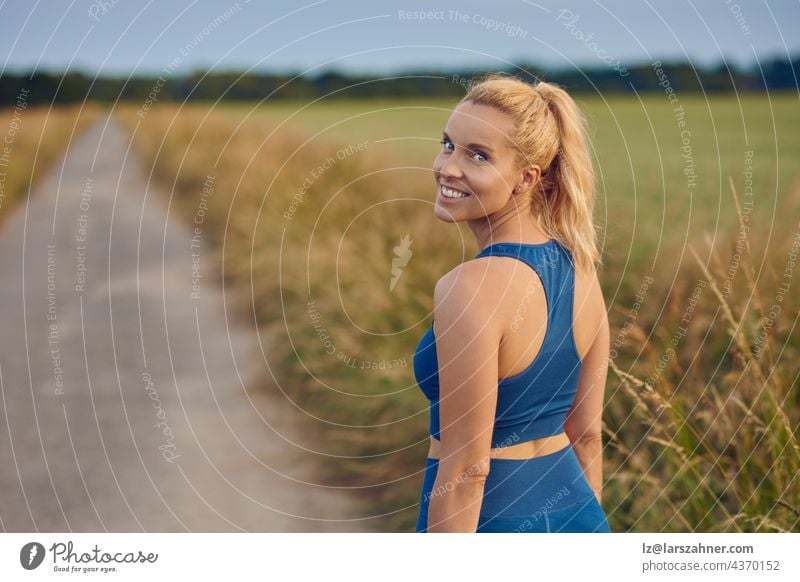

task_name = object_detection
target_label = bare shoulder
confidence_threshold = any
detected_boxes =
[433,258,513,335]
[434,256,521,307]
[434,259,495,313]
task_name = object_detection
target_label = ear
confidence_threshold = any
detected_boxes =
[513,164,541,194]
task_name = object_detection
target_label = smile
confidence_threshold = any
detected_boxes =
[439,184,471,199]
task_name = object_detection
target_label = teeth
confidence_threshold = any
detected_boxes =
[441,185,469,199]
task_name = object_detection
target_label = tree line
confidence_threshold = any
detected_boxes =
[1,56,797,106]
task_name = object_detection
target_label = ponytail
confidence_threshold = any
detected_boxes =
[534,81,601,272]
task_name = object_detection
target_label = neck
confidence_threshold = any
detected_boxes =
[468,198,549,252]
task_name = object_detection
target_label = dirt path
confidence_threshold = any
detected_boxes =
[0,114,367,532]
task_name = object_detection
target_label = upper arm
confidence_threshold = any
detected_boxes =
[433,262,502,479]
[564,271,609,443]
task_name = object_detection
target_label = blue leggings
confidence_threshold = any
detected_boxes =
[416,442,611,533]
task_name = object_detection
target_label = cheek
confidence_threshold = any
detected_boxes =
[474,171,507,197]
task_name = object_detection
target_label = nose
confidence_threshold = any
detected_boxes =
[436,155,463,182]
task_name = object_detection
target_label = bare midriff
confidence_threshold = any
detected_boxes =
[427,431,570,460]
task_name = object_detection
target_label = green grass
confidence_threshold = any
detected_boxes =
[218,92,800,274]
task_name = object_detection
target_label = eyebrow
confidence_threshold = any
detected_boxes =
[442,131,496,154]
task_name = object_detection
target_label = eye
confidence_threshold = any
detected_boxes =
[440,138,489,162]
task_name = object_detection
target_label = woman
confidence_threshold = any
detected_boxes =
[413,73,611,533]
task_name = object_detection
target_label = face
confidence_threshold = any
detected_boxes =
[432,100,536,223]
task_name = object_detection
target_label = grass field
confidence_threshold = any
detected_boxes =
[114,92,799,532]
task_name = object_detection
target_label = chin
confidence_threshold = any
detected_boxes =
[433,205,463,223]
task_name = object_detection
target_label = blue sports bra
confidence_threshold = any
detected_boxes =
[413,239,583,448]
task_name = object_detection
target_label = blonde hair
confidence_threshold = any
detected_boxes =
[462,72,601,272]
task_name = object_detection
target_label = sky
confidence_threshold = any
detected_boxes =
[1,0,799,79]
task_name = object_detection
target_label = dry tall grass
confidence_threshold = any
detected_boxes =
[117,102,799,532]
[602,180,799,531]
[0,103,103,225]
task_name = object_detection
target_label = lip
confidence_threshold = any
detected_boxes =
[438,183,471,202]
